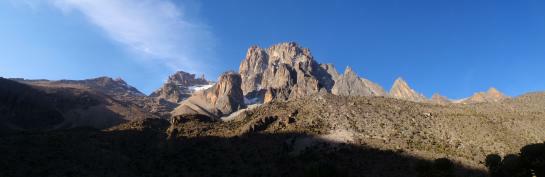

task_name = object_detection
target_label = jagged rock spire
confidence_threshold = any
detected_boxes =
[389,77,426,102]
[238,42,328,102]
[331,66,386,97]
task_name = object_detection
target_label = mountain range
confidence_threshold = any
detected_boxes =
[0,42,513,131]
[1,42,542,177]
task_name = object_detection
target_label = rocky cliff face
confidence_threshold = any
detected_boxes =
[462,87,509,104]
[331,67,386,97]
[239,42,341,102]
[389,78,427,102]
[171,72,244,120]
[150,71,211,104]
[320,64,340,82]
[239,46,269,95]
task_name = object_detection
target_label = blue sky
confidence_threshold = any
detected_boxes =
[1,0,544,99]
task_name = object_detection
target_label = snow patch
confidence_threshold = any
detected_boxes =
[451,98,468,103]
[188,84,214,92]
[221,104,261,122]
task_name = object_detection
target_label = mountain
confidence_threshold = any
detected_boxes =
[461,87,509,104]
[0,77,160,132]
[171,72,245,120]
[239,42,336,102]
[14,77,176,118]
[331,66,386,96]
[430,93,451,104]
[389,77,427,102]
[3,41,545,176]
[150,71,212,104]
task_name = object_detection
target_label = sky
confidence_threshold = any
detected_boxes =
[0,0,544,99]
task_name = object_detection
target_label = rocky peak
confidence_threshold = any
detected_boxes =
[239,42,333,102]
[430,93,451,104]
[463,87,509,103]
[267,42,313,66]
[331,66,386,97]
[240,46,269,95]
[486,87,503,97]
[150,71,211,104]
[167,71,209,87]
[171,72,244,120]
[343,66,357,78]
[389,77,426,102]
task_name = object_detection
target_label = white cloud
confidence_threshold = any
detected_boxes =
[48,0,215,72]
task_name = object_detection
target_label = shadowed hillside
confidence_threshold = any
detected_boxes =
[0,119,487,177]
[2,76,545,176]
[0,77,144,132]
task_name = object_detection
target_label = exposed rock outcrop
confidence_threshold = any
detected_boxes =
[239,42,340,102]
[320,63,340,82]
[171,72,245,120]
[462,87,509,104]
[389,77,427,102]
[331,67,386,97]
[239,46,269,95]
[150,71,211,104]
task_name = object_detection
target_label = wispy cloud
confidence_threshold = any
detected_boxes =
[22,0,215,72]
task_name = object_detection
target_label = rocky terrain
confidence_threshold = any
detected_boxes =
[0,42,542,177]
[2,92,544,177]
